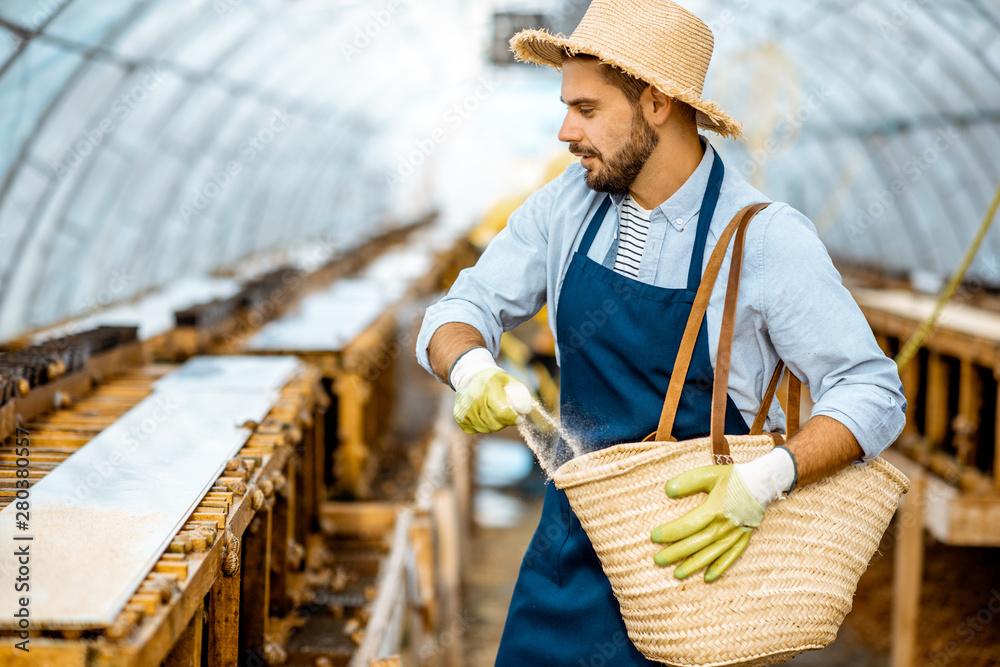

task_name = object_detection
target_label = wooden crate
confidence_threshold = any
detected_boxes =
[225,234,476,501]
[0,363,327,667]
[294,403,470,667]
[851,286,1000,667]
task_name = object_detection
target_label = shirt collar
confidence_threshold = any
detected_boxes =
[611,135,714,229]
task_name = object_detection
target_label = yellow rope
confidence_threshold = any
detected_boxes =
[895,179,1000,371]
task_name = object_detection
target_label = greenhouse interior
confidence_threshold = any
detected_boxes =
[0,0,999,665]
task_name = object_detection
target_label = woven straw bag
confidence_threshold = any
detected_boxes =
[552,203,910,667]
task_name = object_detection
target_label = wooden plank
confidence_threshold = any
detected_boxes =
[320,501,396,539]
[207,565,241,667]
[947,496,1000,546]
[351,510,410,667]
[0,640,89,664]
[96,538,223,666]
[881,450,955,544]
[891,472,926,667]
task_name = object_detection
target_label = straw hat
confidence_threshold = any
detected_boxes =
[510,0,743,139]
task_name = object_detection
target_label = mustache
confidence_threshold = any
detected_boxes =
[569,143,600,159]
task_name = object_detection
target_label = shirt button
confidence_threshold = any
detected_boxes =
[676,218,683,225]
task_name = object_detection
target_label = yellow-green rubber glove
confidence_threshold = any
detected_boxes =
[650,448,795,582]
[450,348,533,434]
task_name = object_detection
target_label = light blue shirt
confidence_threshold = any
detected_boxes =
[416,136,906,460]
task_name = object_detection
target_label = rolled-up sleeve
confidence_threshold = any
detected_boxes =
[759,204,907,459]
[415,176,560,379]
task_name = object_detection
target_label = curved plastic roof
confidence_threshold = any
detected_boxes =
[0,0,488,338]
[1,0,998,338]
[686,0,1000,289]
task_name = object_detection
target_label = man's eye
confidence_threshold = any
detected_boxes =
[580,108,594,116]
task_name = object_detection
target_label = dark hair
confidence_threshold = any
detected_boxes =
[568,53,697,125]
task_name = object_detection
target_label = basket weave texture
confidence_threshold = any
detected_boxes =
[553,434,909,667]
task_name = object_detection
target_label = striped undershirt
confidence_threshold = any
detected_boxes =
[612,194,654,279]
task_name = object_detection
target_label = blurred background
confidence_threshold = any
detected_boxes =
[1,1,1000,666]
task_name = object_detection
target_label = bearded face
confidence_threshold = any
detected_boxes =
[570,104,659,194]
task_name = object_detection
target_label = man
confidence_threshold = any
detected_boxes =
[415,0,906,663]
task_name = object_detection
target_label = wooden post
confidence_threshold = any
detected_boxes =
[239,509,272,665]
[995,375,1000,492]
[313,411,326,516]
[900,353,920,434]
[335,374,371,496]
[891,472,926,667]
[925,353,949,446]
[875,333,891,357]
[410,514,437,665]
[434,488,463,667]
[208,567,241,667]
[270,472,291,615]
[164,604,204,666]
[956,358,980,465]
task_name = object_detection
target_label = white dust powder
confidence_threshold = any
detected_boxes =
[516,399,585,478]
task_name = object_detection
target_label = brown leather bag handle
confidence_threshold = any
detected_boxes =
[654,203,768,441]
[750,361,784,435]
[709,203,763,462]
[653,202,804,459]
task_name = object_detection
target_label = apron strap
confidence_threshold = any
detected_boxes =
[654,202,804,451]
[577,196,614,256]
[687,154,725,292]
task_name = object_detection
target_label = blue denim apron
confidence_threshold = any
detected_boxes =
[495,155,752,666]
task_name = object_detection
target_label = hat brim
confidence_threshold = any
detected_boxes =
[510,28,744,140]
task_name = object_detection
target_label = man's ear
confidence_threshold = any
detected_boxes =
[646,86,672,127]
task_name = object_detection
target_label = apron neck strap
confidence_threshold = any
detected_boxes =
[577,196,614,256]
[687,152,725,292]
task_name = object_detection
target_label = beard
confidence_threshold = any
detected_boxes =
[571,107,659,194]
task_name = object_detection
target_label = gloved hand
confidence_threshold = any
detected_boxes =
[650,447,796,582]
[450,347,533,434]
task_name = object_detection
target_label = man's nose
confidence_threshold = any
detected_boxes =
[558,112,582,143]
